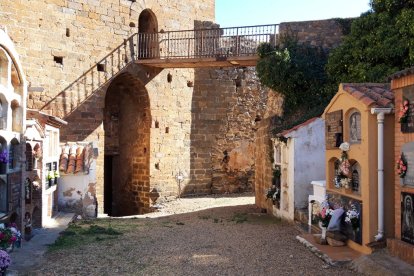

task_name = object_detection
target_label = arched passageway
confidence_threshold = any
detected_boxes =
[103,73,151,216]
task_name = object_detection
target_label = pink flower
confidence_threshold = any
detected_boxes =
[0,232,4,240]
[404,100,409,106]
[9,236,17,243]
[321,208,326,218]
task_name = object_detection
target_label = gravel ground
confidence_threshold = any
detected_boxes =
[36,194,360,275]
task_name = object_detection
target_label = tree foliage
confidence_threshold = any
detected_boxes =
[256,0,414,134]
[327,0,414,83]
[256,36,334,132]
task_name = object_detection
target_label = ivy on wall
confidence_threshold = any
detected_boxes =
[256,35,334,134]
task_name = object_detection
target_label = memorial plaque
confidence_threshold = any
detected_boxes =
[401,85,414,133]
[401,142,414,187]
[325,110,343,149]
[401,192,414,245]
[349,112,361,144]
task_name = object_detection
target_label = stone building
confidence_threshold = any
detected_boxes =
[0,27,27,229]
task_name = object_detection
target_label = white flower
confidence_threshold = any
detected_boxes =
[339,142,350,152]
[0,223,4,229]
[345,217,351,223]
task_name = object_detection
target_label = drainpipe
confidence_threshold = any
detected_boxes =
[371,107,393,241]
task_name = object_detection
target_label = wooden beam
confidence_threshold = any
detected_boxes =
[135,56,258,68]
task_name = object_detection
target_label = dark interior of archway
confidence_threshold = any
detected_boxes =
[104,74,151,216]
[138,9,159,59]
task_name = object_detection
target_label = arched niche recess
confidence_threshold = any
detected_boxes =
[0,179,6,212]
[328,157,340,189]
[0,46,23,95]
[26,143,33,171]
[9,137,19,170]
[11,99,22,133]
[0,47,8,87]
[348,109,361,144]
[0,93,8,130]
[0,136,7,174]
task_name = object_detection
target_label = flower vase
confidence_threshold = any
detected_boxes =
[321,227,327,240]
[319,221,327,240]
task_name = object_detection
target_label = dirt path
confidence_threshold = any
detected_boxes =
[35,194,359,275]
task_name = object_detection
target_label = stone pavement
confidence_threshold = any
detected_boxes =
[296,225,414,276]
[5,213,74,275]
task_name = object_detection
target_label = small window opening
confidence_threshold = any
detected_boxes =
[155,120,159,128]
[165,127,169,134]
[66,28,70,37]
[53,56,63,65]
[167,73,172,83]
[97,63,106,72]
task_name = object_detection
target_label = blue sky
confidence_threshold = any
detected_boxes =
[216,0,371,27]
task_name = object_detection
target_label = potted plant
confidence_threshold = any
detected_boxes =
[47,171,55,187]
[315,199,333,241]
[397,153,407,185]
[0,249,11,276]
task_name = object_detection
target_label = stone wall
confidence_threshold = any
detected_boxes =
[254,91,284,212]
[279,19,345,50]
[187,67,269,195]
[0,0,214,112]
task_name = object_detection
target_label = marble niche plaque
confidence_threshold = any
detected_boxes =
[325,110,343,150]
[402,142,414,187]
[401,192,414,245]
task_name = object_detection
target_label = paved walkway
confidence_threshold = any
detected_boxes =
[6,213,74,275]
[296,224,414,275]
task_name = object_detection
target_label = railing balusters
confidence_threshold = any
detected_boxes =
[134,24,279,60]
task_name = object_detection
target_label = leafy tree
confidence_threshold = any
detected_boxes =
[327,0,414,83]
[256,36,334,133]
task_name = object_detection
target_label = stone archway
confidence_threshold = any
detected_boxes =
[138,9,159,58]
[103,73,151,216]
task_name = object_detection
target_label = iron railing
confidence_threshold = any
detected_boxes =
[41,24,278,117]
[137,24,279,59]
